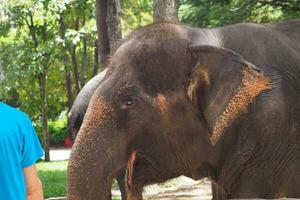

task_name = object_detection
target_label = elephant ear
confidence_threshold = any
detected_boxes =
[187,45,271,146]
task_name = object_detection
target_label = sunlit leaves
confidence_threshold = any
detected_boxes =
[65,29,84,45]
[178,0,300,27]
[121,0,153,36]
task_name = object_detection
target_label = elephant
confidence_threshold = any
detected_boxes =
[67,68,204,199]
[67,68,128,200]
[67,19,300,200]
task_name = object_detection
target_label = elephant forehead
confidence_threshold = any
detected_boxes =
[133,47,190,93]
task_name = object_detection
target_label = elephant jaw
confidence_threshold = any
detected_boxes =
[126,150,137,189]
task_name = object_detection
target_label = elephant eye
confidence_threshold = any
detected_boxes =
[126,100,134,106]
[122,97,136,109]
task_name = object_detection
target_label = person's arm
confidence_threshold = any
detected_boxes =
[23,165,44,200]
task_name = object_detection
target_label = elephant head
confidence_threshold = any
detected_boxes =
[67,23,270,200]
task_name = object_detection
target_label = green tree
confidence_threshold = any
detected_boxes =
[121,0,153,36]
[0,0,98,161]
[178,0,300,27]
[1,0,69,161]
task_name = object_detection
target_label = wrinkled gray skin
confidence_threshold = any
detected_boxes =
[67,68,127,200]
[68,19,300,200]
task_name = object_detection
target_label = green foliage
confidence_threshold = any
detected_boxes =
[48,117,67,145]
[0,0,68,118]
[178,0,300,27]
[121,0,153,36]
[0,0,154,135]
[33,113,67,145]
[0,0,97,142]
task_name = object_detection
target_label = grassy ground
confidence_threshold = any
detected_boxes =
[36,160,120,199]
[37,161,68,199]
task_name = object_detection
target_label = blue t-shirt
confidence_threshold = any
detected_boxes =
[0,102,44,200]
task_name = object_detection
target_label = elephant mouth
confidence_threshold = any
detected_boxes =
[125,150,174,189]
[126,150,137,189]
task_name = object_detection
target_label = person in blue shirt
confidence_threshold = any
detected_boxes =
[0,102,44,200]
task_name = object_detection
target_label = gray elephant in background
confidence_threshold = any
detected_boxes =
[67,68,107,142]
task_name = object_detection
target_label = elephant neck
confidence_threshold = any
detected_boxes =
[211,103,300,198]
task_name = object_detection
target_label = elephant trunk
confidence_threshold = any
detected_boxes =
[67,96,124,200]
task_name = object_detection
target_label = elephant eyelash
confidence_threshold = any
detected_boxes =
[118,83,136,95]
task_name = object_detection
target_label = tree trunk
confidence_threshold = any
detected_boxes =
[153,0,178,22]
[107,0,122,52]
[38,73,50,162]
[69,46,82,93]
[80,15,87,87]
[96,0,110,69]
[92,39,99,76]
[26,12,50,162]
[95,0,122,70]
[80,35,87,87]
[65,63,73,111]
[59,16,74,110]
